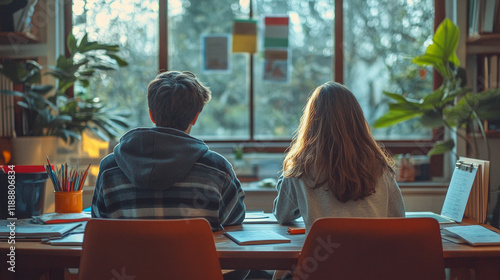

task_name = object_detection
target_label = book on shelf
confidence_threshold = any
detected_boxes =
[469,0,500,36]
[495,1,500,32]
[0,73,15,138]
[482,0,498,33]
[224,230,291,245]
[476,54,500,134]
[442,225,500,246]
[490,55,499,88]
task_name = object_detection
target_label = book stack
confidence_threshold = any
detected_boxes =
[462,157,490,224]
[0,219,82,240]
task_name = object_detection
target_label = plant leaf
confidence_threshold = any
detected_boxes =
[67,33,77,55]
[31,84,54,95]
[387,102,423,112]
[107,53,129,66]
[420,110,444,128]
[422,87,444,107]
[412,18,460,78]
[373,111,423,128]
[428,139,455,156]
[432,18,460,66]
[0,90,25,98]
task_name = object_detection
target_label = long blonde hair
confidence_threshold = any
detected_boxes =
[283,82,394,203]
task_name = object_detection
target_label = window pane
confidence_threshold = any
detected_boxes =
[343,0,434,140]
[73,0,159,128]
[168,0,250,140]
[254,0,334,140]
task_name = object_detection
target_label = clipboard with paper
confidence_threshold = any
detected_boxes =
[406,157,489,224]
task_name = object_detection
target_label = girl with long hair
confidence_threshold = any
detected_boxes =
[273,82,405,230]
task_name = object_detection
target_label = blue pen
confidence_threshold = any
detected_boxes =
[45,165,58,192]
[49,166,60,192]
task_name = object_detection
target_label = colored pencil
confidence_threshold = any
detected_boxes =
[44,161,91,192]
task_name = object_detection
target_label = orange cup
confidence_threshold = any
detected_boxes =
[54,190,83,213]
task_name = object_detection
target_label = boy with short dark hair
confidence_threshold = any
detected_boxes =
[92,71,246,230]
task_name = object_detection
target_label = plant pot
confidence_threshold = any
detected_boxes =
[10,136,58,165]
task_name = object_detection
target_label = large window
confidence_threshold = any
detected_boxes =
[72,0,434,142]
[73,0,159,127]
[343,0,434,140]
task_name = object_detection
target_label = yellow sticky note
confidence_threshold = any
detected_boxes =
[232,34,257,53]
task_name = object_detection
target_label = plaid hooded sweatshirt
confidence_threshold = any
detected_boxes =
[91,127,246,230]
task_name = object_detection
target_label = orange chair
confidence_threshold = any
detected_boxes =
[77,218,223,280]
[292,217,445,280]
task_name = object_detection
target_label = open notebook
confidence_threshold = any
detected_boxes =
[406,157,488,224]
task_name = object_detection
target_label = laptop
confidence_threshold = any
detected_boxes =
[405,160,478,224]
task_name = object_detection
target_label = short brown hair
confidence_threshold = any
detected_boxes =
[147,71,211,131]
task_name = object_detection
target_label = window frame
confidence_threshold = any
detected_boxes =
[65,0,445,177]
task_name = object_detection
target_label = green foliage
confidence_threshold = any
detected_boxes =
[46,33,127,97]
[374,18,500,156]
[412,18,460,79]
[0,33,130,142]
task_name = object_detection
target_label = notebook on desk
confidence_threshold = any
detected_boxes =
[406,158,484,224]
[243,212,304,224]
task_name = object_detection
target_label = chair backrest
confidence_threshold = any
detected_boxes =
[77,218,223,280]
[292,217,445,280]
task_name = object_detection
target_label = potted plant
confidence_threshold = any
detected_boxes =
[374,18,500,159]
[46,33,130,143]
[0,33,130,164]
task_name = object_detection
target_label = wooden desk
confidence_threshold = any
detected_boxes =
[1,222,500,279]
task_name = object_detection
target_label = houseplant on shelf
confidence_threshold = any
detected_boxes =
[373,18,500,159]
[46,33,130,143]
[0,33,130,164]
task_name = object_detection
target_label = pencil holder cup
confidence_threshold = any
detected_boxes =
[54,190,83,213]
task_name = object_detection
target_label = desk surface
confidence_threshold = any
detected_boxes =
[2,221,500,271]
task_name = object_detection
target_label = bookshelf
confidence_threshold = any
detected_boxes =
[467,33,500,54]
[466,0,500,138]
[0,0,60,162]
[458,1,500,229]
[0,32,39,44]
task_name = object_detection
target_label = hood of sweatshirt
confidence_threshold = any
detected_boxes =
[113,127,209,189]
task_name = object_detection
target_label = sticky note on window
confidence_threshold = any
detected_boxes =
[233,19,257,53]
[264,16,289,48]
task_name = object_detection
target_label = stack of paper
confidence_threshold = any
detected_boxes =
[442,225,500,246]
[32,213,91,224]
[0,220,82,240]
[48,233,84,246]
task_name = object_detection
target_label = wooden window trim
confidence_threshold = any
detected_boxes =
[65,0,445,177]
